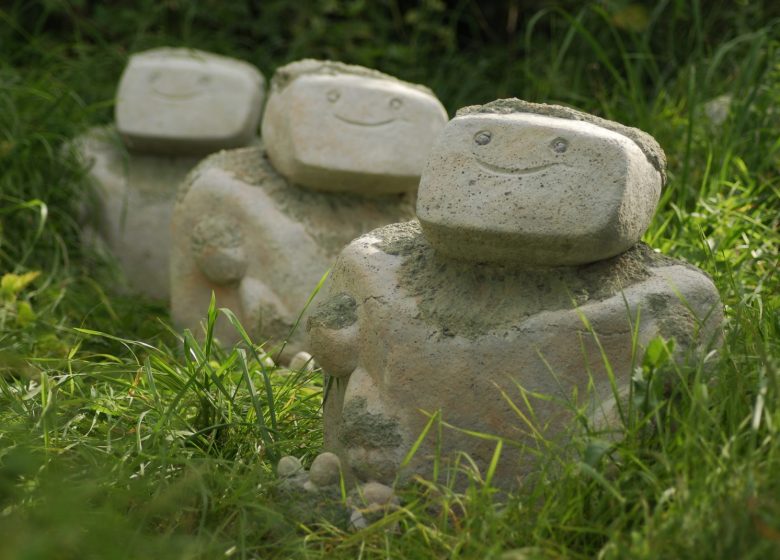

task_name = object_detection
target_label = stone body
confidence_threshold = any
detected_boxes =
[262,60,448,195]
[78,48,265,300]
[308,99,723,488]
[309,221,722,487]
[76,127,201,299]
[170,146,415,362]
[116,48,265,155]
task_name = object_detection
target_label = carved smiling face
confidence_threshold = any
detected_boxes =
[115,48,264,155]
[262,71,448,194]
[417,112,662,266]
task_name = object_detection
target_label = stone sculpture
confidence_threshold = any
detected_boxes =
[307,99,723,488]
[170,60,448,363]
[77,48,265,299]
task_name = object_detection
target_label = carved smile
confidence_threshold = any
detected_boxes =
[151,87,204,100]
[474,158,560,176]
[334,114,396,127]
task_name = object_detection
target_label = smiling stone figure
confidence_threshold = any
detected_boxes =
[307,99,723,488]
[170,60,448,363]
[116,48,264,154]
[77,48,265,300]
[262,59,447,194]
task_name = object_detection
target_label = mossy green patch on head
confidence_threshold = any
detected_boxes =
[308,292,357,330]
[456,98,667,184]
[270,58,435,96]
[339,397,402,449]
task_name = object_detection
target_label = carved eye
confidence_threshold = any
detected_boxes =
[389,97,403,110]
[198,75,212,85]
[149,71,161,83]
[327,89,340,103]
[551,137,568,153]
[474,130,492,146]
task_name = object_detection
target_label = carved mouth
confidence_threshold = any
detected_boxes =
[151,87,203,100]
[474,158,560,176]
[334,114,396,127]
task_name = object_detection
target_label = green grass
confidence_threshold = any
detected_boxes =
[1,1,779,558]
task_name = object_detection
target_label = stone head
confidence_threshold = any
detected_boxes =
[261,59,448,194]
[416,99,666,266]
[115,48,265,155]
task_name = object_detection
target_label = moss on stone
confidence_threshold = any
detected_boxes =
[308,292,358,330]
[178,145,415,255]
[368,220,689,338]
[338,397,402,449]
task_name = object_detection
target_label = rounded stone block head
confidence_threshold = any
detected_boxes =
[416,99,666,266]
[115,48,265,155]
[262,59,448,195]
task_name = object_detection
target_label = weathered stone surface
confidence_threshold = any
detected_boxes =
[308,220,723,487]
[347,481,399,530]
[76,127,200,300]
[77,49,263,299]
[116,48,265,155]
[417,99,664,266]
[262,59,448,194]
[308,451,342,487]
[170,146,415,362]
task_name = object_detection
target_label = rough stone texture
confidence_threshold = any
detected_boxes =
[116,48,265,156]
[417,109,663,266]
[308,220,723,488]
[262,59,448,194]
[75,127,201,300]
[308,452,342,487]
[170,145,415,362]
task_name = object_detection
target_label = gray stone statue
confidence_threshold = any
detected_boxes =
[170,60,448,363]
[307,99,723,488]
[77,48,265,300]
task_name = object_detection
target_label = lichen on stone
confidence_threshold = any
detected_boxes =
[308,293,358,330]
[648,293,697,347]
[339,397,402,449]
[373,220,424,256]
[270,58,435,96]
[367,220,689,338]
[456,98,667,184]
[189,215,243,253]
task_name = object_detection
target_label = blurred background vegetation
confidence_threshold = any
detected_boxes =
[1,1,779,558]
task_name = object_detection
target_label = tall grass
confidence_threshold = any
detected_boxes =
[1,1,779,557]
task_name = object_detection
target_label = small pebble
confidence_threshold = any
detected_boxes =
[359,481,396,506]
[276,455,303,478]
[349,508,368,530]
[309,452,342,487]
[260,353,275,369]
[288,351,315,372]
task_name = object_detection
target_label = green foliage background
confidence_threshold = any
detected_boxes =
[0,1,779,558]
